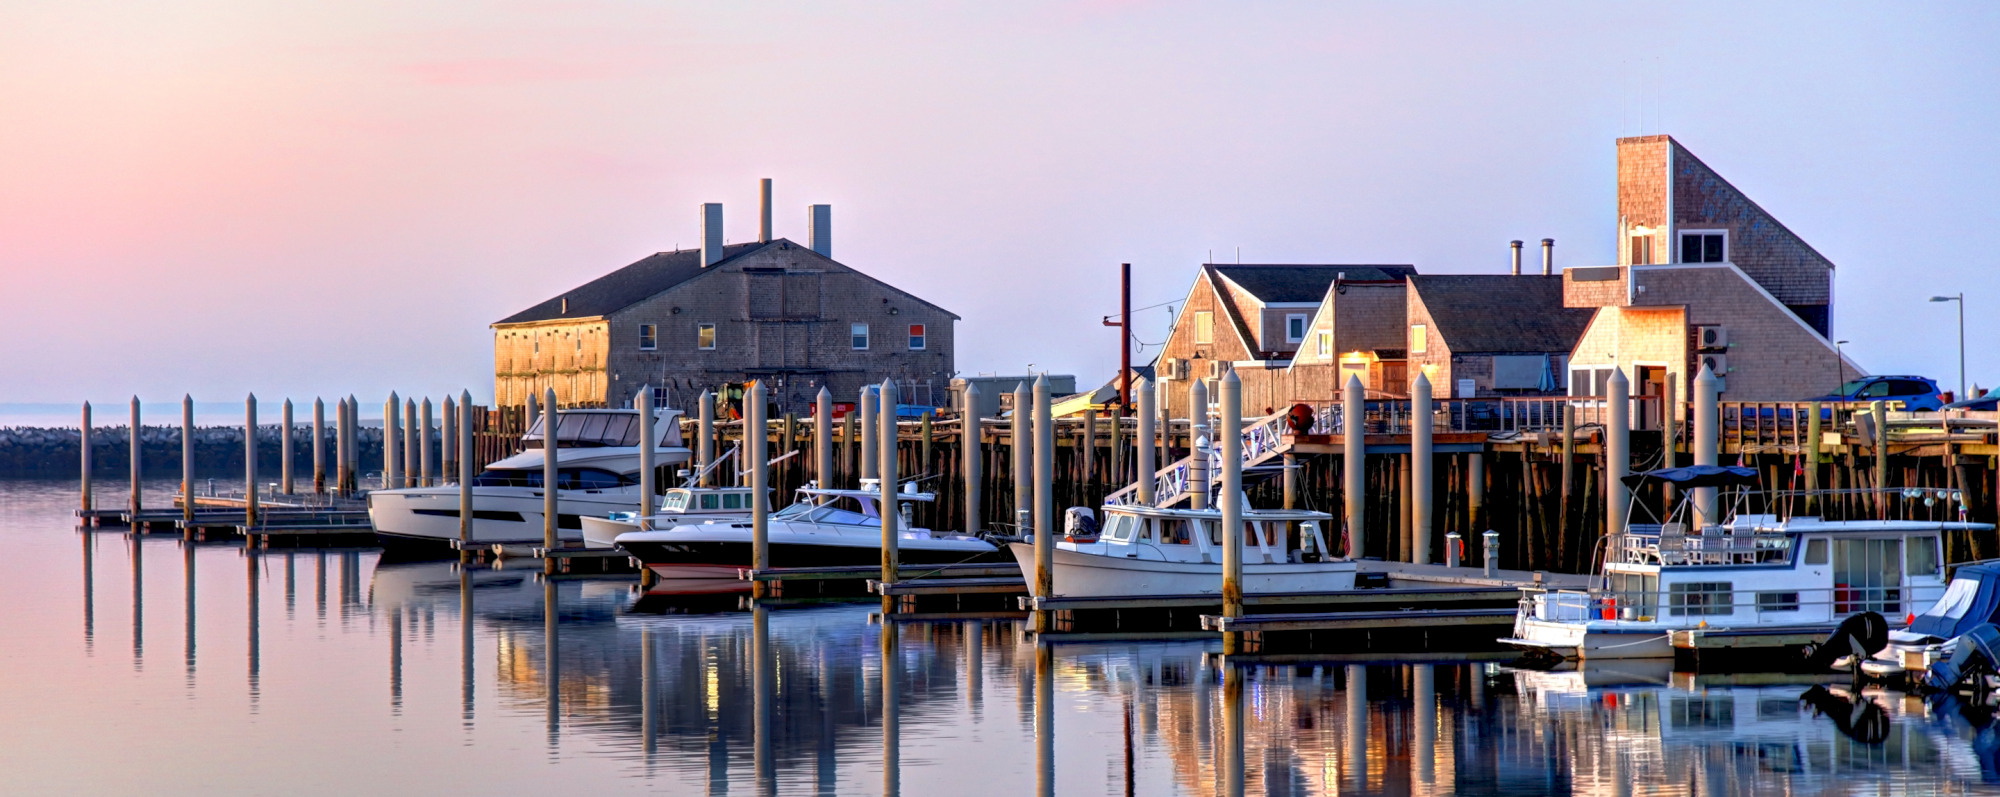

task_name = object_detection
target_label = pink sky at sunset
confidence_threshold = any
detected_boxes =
[1,1,1994,406]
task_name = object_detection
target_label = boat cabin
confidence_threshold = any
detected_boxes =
[522,408,683,449]
[772,483,943,538]
[659,486,765,514]
[1081,504,1336,564]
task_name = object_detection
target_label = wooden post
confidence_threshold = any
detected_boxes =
[441,395,455,487]
[920,411,933,483]
[815,387,833,487]
[1136,377,1156,506]
[1032,375,1054,631]
[1559,402,1574,539]
[281,398,295,495]
[1014,382,1031,526]
[1189,379,1209,510]
[860,385,878,482]
[1806,401,1823,515]
[1399,454,1412,562]
[1082,408,1097,487]
[312,398,326,494]
[384,393,401,491]
[1607,368,1630,541]
[543,387,559,568]
[1873,398,1889,520]
[1662,378,1679,511]
[181,396,194,522]
[1413,374,1434,565]
[1110,401,1124,492]
[637,385,656,531]
[81,402,93,515]
[245,394,259,525]
[1693,365,1720,526]
[1344,375,1365,559]
[878,379,900,613]
[1221,662,1246,797]
[1468,451,1485,530]
[1219,370,1244,653]
[963,384,983,533]
[750,381,770,598]
[459,391,475,556]
[698,390,715,487]
[335,398,350,497]
[420,398,434,488]
[129,396,142,518]
[843,411,857,488]
[404,397,419,488]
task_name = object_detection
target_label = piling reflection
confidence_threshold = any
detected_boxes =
[183,539,195,684]
[80,531,93,653]
[129,533,143,669]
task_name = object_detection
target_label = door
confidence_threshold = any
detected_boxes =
[1834,538,1903,615]
[1637,366,1666,431]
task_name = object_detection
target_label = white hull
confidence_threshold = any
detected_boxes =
[369,486,642,546]
[580,512,754,549]
[1504,618,1678,660]
[1008,543,1356,598]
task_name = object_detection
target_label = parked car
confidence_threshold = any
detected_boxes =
[1810,375,1946,411]
[1943,388,2000,412]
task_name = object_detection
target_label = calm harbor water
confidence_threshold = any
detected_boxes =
[5,480,1999,795]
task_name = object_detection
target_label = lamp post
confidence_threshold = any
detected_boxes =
[1930,294,1966,400]
[1835,340,1850,395]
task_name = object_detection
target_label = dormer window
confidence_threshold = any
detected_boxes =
[1285,314,1308,344]
[1680,231,1726,263]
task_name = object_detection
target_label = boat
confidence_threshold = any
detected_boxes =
[578,485,766,549]
[1503,465,1990,661]
[1007,501,1352,599]
[367,407,690,550]
[615,481,1004,593]
[1855,561,2000,683]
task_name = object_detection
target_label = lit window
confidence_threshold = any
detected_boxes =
[697,323,716,350]
[1194,311,1213,344]
[908,324,925,350]
[851,323,870,350]
[639,324,657,350]
[1680,231,1726,263]
[1410,324,1427,354]
[1285,314,1307,344]
[1316,331,1331,359]
[1630,233,1656,265]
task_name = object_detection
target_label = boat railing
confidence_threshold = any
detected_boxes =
[1518,584,1916,625]
[1617,524,1793,565]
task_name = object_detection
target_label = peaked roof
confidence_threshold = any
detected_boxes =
[1211,264,1416,303]
[1408,275,1593,353]
[495,240,778,325]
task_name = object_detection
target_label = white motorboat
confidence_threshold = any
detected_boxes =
[579,485,765,549]
[1007,502,1352,599]
[616,481,1004,593]
[1856,560,2000,683]
[1503,465,1987,661]
[368,407,690,549]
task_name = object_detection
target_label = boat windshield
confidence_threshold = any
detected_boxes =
[469,467,636,489]
[774,495,878,525]
[523,413,643,448]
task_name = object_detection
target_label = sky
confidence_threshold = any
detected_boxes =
[2,1,1996,407]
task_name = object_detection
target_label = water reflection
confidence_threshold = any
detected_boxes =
[15,481,2000,795]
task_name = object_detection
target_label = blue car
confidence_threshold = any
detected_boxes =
[1810,375,1946,411]
[1943,388,2000,411]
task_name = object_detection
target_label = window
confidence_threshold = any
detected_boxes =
[1316,331,1331,359]
[1757,592,1801,612]
[1193,311,1213,344]
[1668,582,1734,616]
[697,323,716,350]
[1679,231,1726,263]
[700,493,720,510]
[638,324,657,350]
[1891,380,1933,397]
[1630,234,1656,265]
[1909,536,1940,576]
[1805,538,1828,565]
[851,323,870,350]
[908,324,926,350]
[723,493,745,510]
[1285,314,1308,344]
[1410,324,1427,354]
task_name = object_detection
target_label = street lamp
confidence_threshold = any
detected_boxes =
[1835,340,1850,395]
[1930,294,1966,399]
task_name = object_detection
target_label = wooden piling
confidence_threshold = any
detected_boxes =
[420,398,434,488]
[441,395,455,486]
[312,398,326,494]
[878,379,900,613]
[404,397,418,488]
[1013,382,1031,525]
[542,387,558,571]
[181,396,194,523]
[1343,375,1364,558]
[1805,401,1823,515]
[1137,377,1156,506]
[1082,408,1097,487]
[637,384,656,531]
[281,398,294,495]
[385,393,401,491]
[129,396,142,518]
[698,390,714,487]
[1693,365,1719,526]
[1559,403,1574,538]
[1190,379,1209,510]
[750,381,770,598]
[815,388,833,487]
[1607,368,1630,540]
[459,390,475,557]
[860,385,878,481]
[1413,374,1434,565]
[1872,398,1889,520]
[963,384,982,533]
[245,394,259,525]
[1219,370,1244,654]
[81,402,93,515]
[1468,451,1485,531]
[1032,375,1054,632]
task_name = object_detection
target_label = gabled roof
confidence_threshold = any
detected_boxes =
[495,240,777,325]
[1211,264,1416,304]
[1408,275,1593,353]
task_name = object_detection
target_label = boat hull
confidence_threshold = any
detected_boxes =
[619,526,1006,592]
[1502,619,1678,660]
[1006,543,1356,598]
[368,486,642,547]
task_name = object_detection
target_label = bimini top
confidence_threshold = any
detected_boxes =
[1620,465,1760,490]
[1908,562,2000,641]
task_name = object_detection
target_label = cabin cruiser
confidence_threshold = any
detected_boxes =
[1504,465,1988,661]
[1007,501,1352,599]
[578,485,766,549]
[368,407,690,549]
[615,481,1003,592]
[1855,561,2000,683]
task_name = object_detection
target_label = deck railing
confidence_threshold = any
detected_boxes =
[1520,584,1918,625]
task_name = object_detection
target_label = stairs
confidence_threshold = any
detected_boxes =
[1105,412,1290,508]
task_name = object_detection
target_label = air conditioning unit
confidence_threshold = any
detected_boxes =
[1698,353,1729,381]
[1696,325,1729,351]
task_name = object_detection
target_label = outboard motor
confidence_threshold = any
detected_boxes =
[1063,507,1099,543]
[1803,612,1889,671]
[1926,624,2000,693]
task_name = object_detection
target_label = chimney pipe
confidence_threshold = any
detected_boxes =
[1509,240,1523,276]
[1542,238,1555,276]
[808,204,832,258]
[701,203,724,267]
[758,179,772,244]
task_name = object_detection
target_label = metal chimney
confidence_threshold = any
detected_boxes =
[701,203,724,267]
[758,179,772,244]
[1541,238,1555,276]
[1509,240,1523,276]
[808,204,832,258]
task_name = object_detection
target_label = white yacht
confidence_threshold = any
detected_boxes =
[1504,466,1988,661]
[578,485,765,549]
[1007,502,1352,599]
[616,481,1003,592]
[368,407,690,548]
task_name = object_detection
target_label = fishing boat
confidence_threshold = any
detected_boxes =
[578,485,766,549]
[615,481,1003,592]
[1007,502,1351,599]
[367,407,690,549]
[1503,465,1988,661]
